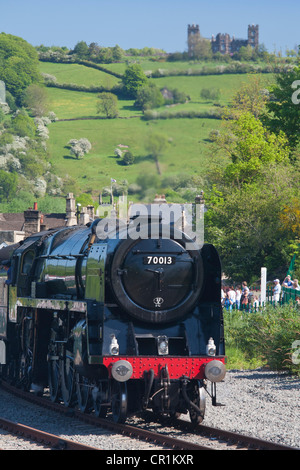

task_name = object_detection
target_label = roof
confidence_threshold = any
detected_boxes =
[0,213,24,232]
[0,212,68,233]
[42,213,67,229]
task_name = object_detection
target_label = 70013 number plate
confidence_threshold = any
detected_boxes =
[143,255,176,265]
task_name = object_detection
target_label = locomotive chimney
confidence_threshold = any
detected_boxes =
[66,193,77,226]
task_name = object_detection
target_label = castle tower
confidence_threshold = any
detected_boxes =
[248,24,259,48]
[188,24,200,57]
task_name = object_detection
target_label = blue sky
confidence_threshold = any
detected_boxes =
[0,0,299,53]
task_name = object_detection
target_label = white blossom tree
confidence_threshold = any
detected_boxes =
[68,138,92,159]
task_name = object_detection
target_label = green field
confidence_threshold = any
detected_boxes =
[48,117,219,192]
[46,87,142,119]
[41,61,275,200]
[40,62,120,87]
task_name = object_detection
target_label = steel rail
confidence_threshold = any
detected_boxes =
[1,381,298,451]
[0,416,99,450]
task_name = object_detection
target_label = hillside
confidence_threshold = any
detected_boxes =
[40,60,275,202]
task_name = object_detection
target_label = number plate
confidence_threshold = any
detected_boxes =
[143,256,176,265]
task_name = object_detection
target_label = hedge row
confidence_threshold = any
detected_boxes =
[150,62,294,78]
[45,81,126,97]
[142,108,222,120]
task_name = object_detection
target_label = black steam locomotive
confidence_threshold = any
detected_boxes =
[0,210,226,423]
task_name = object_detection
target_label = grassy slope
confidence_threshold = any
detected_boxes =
[48,118,218,193]
[41,61,274,199]
[40,62,120,87]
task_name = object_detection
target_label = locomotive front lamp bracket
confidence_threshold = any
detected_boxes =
[157,335,169,355]
[109,334,120,355]
[206,337,216,356]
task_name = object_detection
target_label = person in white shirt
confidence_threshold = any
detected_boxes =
[273,279,281,303]
[228,286,236,308]
[252,295,260,311]
[235,286,242,310]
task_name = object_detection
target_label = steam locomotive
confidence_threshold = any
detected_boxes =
[0,209,226,424]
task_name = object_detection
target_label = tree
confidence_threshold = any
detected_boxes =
[200,88,221,102]
[96,92,119,118]
[229,75,269,119]
[188,33,212,60]
[280,197,300,240]
[193,38,212,60]
[72,41,89,59]
[0,33,41,103]
[112,45,124,61]
[213,112,289,187]
[122,64,148,98]
[145,132,168,175]
[76,193,94,207]
[12,112,36,138]
[0,170,18,202]
[88,42,101,60]
[122,151,135,165]
[265,66,300,149]
[135,83,164,110]
[206,163,299,281]
[203,73,300,280]
[237,45,254,61]
[23,84,48,116]
[68,138,92,159]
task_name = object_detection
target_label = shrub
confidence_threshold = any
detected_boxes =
[96,92,119,118]
[122,151,135,165]
[224,305,300,375]
[122,64,148,98]
[68,138,92,159]
[200,88,221,101]
[12,112,36,138]
[135,83,164,110]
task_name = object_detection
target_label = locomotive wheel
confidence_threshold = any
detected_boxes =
[18,351,33,392]
[76,372,92,413]
[187,381,206,424]
[48,359,60,402]
[111,380,128,424]
[60,353,76,407]
[92,380,109,418]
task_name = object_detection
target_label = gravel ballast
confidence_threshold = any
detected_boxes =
[0,369,299,449]
[202,369,300,448]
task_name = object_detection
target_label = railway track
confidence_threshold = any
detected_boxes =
[0,417,99,450]
[141,413,297,450]
[0,381,297,451]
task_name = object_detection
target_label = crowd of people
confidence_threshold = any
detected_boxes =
[221,281,258,311]
[222,276,300,312]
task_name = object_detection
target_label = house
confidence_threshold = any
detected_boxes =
[0,193,95,246]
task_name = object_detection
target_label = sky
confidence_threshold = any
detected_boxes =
[0,0,299,54]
